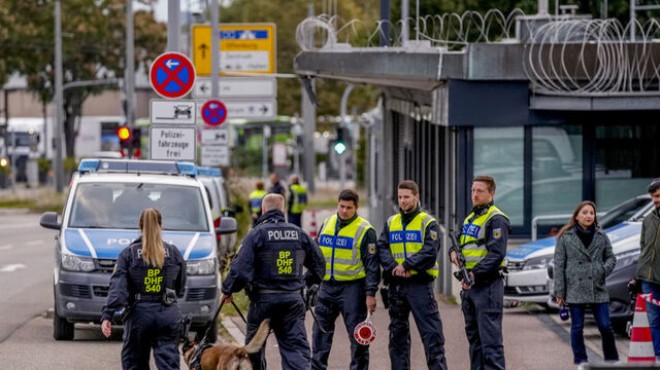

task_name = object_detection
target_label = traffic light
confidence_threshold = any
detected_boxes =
[131,128,142,158]
[333,126,347,155]
[117,126,131,149]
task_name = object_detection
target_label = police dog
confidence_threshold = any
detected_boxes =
[182,319,270,370]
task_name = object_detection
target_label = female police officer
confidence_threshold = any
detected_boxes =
[101,208,186,370]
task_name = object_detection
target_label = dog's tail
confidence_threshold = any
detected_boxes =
[244,319,270,354]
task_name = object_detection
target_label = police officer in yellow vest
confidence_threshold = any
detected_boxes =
[450,175,510,370]
[248,180,267,227]
[312,189,379,370]
[288,175,308,228]
[377,180,448,370]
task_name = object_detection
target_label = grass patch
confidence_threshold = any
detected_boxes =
[0,187,66,213]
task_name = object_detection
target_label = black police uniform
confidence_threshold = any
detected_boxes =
[222,209,325,370]
[452,202,510,370]
[377,206,448,370]
[311,213,379,370]
[101,237,186,370]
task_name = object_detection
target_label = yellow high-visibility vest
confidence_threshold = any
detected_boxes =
[459,205,508,269]
[318,214,372,281]
[248,190,267,213]
[387,212,439,278]
[289,184,307,214]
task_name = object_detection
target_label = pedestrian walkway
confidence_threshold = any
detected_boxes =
[222,295,576,369]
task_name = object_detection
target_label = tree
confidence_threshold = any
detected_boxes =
[0,0,166,157]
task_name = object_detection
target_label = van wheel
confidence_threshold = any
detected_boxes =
[195,320,218,343]
[53,305,75,341]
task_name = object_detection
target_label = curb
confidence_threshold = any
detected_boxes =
[221,314,246,344]
[0,208,31,215]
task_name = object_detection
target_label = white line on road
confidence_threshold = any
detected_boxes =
[0,222,39,230]
[0,264,26,272]
[0,244,13,250]
[26,240,43,246]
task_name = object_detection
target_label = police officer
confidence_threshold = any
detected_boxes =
[288,175,308,227]
[248,180,267,227]
[312,189,379,370]
[101,208,186,370]
[222,194,325,370]
[450,175,509,370]
[377,180,448,370]
[268,172,286,196]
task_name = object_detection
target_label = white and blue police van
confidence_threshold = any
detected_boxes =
[39,159,237,341]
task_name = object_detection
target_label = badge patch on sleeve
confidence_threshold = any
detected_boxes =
[430,230,438,241]
[493,228,502,240]
[368,243,376,255]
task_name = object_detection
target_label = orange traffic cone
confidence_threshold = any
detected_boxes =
[308,210,318,239]
[628,293,656,363]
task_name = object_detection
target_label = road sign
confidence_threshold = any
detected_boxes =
[194,77,277,99]
[201,145,230,167]
[150,52,196,99]
[201,99,227,126]
[150,100,196,125]
[191,23,276,76]
[150,127,196,161]
[201,128,229,145]
[197,98,277,119]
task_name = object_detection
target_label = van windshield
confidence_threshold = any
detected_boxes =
[69,183,209,232]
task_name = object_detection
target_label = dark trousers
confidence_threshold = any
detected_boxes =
[388,280,448,370]
[247,293,311,370]
[121,303,181,370]
[312,280,369,370]
[461,279,505,370]
[569,302,619,364]
[642,281,660,358]
[288,212,302,227]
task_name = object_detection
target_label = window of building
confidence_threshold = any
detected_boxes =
[595,125,660,210]
[531,126,583,233]
[474,127,524,226]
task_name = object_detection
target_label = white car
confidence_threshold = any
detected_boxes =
[504,194,652,305]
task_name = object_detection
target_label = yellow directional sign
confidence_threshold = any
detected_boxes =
[191,23,277,76]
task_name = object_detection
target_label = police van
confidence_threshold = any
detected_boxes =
[39,159,237,341]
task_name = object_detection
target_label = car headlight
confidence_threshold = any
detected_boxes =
[186,258,216,275]
[61,254,95,272]
[523,255,552,271]
[614,250,639,271]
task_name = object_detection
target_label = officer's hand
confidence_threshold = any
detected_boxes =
[392,265,407,277]
[305,284,319,309]
[221,294,233,305]
[460,272,475,290]
[449,250,459,267]
[366,295,376,314]
[101,319,112,338]
[555,296,565,307]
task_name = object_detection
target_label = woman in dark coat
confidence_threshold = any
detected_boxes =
[553,200,619,366]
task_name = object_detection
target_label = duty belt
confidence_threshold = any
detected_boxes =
[255,289,299,295]
[134,293,163,303]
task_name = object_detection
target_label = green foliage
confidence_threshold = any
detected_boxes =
[0,0,166,157]
[232,146,263,177]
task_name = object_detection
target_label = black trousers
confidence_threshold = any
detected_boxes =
[121,303,181,370]
[247,293,311,370]
[461,279,505,370]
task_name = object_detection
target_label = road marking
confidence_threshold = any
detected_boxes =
[0,264,26,272]
[0,222,39,230]
[26,240,43,246]
[0,244,13,250]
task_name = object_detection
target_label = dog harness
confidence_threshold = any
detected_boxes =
[189,342,213,370]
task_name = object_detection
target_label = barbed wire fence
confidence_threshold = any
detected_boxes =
[296,10,660,95]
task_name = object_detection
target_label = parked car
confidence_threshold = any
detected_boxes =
[547,224,641,335]
[504,194,651,306]
[197,166,240,268]
[39,159,238,341]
